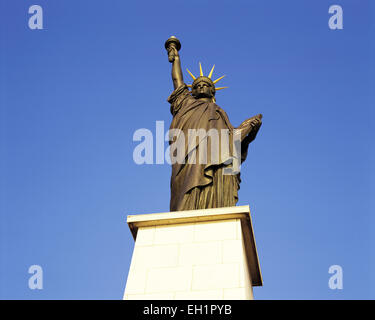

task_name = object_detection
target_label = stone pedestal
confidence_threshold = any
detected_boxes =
[123,205,262,300]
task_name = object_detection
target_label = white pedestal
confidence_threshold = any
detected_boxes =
[123,205,262,300]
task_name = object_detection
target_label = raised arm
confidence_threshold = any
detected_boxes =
[165,37,184,90]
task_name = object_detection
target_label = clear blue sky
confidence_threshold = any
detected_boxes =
[0,0,373,299]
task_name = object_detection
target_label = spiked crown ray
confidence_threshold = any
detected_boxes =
[186,62,228,92]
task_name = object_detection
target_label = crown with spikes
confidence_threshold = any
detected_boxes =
[186,62,228,93]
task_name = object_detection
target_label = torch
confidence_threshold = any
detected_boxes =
[165,36,181,62]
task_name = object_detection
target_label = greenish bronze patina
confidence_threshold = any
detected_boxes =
[165,36,262,212]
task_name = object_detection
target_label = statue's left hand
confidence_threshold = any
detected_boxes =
[238,114,262,129]
[238,114,262,141]
[249,117,262,129]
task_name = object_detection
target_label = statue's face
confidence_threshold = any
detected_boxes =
[192,80,214,99]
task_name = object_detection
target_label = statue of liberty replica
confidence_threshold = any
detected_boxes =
[165,36,262,212]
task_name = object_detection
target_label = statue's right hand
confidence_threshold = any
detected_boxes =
[167,46,179,63]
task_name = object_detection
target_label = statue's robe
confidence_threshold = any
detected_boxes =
[168,84,249,212]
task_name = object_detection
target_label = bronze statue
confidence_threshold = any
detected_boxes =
[165,36,262,212]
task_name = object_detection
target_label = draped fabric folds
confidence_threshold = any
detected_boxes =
[168,84,244,212]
